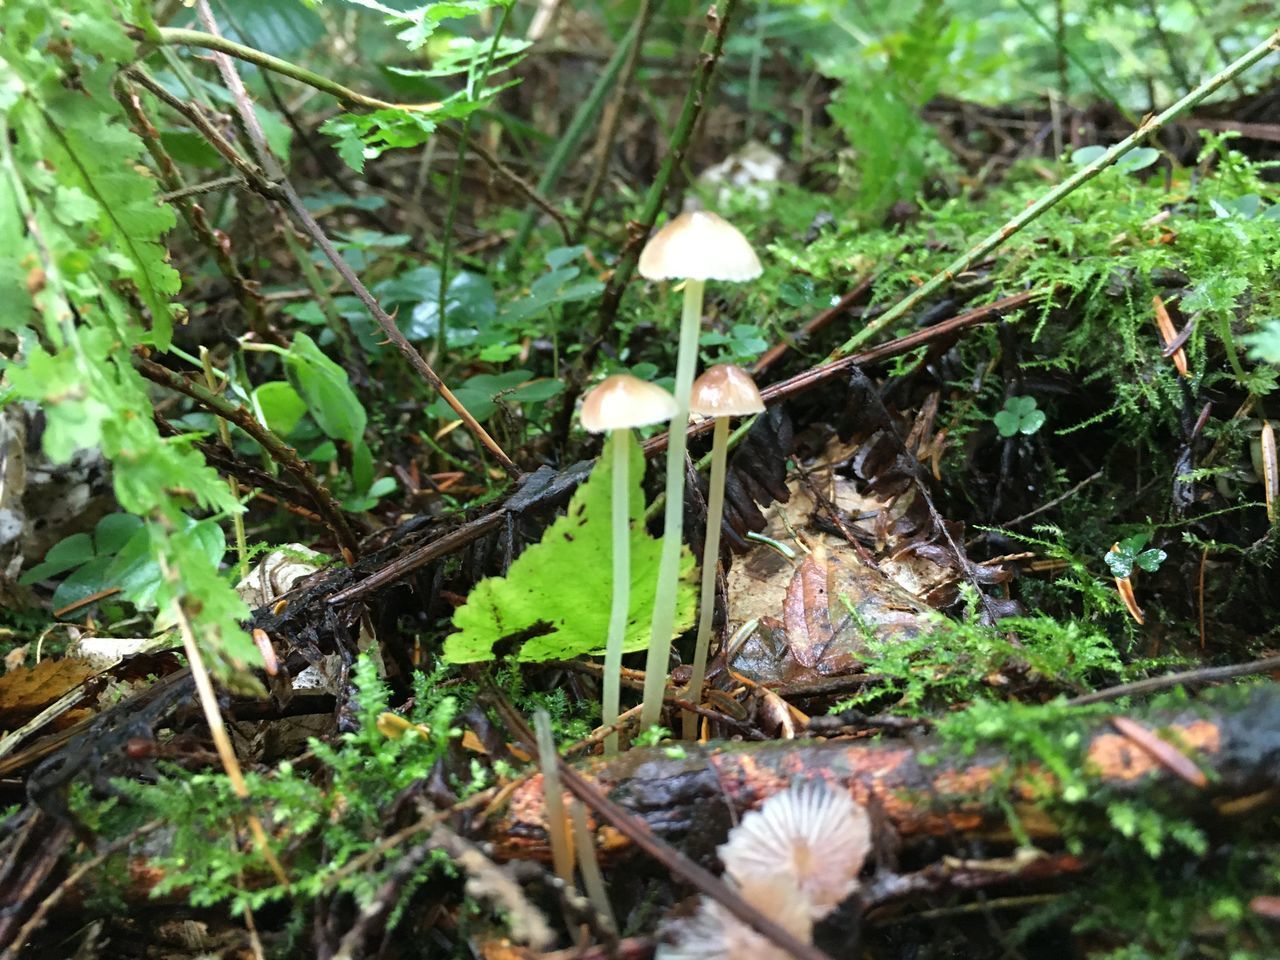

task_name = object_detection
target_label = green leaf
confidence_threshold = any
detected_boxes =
[444,432,697,662]
[217,0,325,57]
[1070,145,1107,166]
[351,439,374,495]
[994,395,1045,437]
[284,333,367,445]
[94,513,144,554]
[253,380,308,437]
[1134,548,1166,573]
[51,556,114,612]
[320,108,438,173]
[20,533,95,583]
[1115,147,1159,173]
[1244,319,1280,364]
[107,517,226,611]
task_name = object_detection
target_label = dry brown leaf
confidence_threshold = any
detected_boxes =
[0,656,96,729]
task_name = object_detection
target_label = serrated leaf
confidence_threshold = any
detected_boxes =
[444,432,696,662]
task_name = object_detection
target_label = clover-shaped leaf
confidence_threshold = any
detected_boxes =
[994,396,1046,437]
[1104,534,1167,579]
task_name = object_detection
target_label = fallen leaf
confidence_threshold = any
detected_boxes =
[0,657,96,729]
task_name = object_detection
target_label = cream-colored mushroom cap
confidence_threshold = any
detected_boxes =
[718,781,871,920]
[690,364,765,417]
[638,211,763,282]
[580,374,678,433]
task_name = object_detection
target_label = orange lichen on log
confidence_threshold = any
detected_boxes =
[483,691,1277,865]
[1085,719,1221,782]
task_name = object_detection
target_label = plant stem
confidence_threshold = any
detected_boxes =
[149,27,568,237]
[683,415,728,740]
[439,1,513,356]
[640,279,704,729]
[533,711,575,889]
[827,26,1280,361]
[509,14,643,259]
[602,430,632,754]
[200,347,250,582]
[594,0,740,334]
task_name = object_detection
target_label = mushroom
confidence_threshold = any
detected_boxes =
[682,364,765,739]
[636,211,762,730]
[655,872,812,960]
[717,781,872,920]
[581,374,678,753]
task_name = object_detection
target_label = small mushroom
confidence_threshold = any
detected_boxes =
[636,211,762,731]
[580,374,678,753]
[682,364,765,739]
[717,781,872,921]
[655,872,812,960]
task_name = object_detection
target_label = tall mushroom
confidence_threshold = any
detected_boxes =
[636,211,762,730]
[580,374,678,753]
[683,364,764,739]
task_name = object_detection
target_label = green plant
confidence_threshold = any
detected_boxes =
[1,0,256,677]
[1104,534,1167,579]
[443,428,696,664]
[101,656,464,914]
[318,0,526,173]
[994,395,1046,437]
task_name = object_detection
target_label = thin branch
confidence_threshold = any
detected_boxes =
[134,354,362,558]
[595,0,742,331]
[184,4,521,477]
[1064,654,1280,707]
[147,26,569,236]
[115,78,271,341]
[575,0,657,237]
[828,27,1280,360]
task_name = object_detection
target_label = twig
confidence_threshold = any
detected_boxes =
[575,0,657,236]
[750,270,876,375]
[186,4,520,477]
[134,354,362,558]
[644,289,1043,457]
[595,0,742,331]
[117,79,270,343]
[147,26,569,236]
[326,509,506,605]
[0,821,163,960]
[984,468,1104,533]
[827,28,1280,360]
[165,565,290,890]
[483,680,832,960]
[1064,654,1280,707]
[125,68,280,197]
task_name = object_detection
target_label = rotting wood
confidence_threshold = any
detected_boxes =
[481,684,1280,866]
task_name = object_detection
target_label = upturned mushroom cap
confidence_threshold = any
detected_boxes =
[580,374,678,433]
[717,781,871,920]
[690,364,765,417]
[638,211,763,282]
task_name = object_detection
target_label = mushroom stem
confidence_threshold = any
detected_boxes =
[683,415,729,740]
[602,428,632,754]
[640,278,705,729]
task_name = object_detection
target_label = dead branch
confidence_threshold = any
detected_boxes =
[481,684,1280,867]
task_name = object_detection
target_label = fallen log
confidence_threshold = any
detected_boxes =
[483,684,1280,869]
